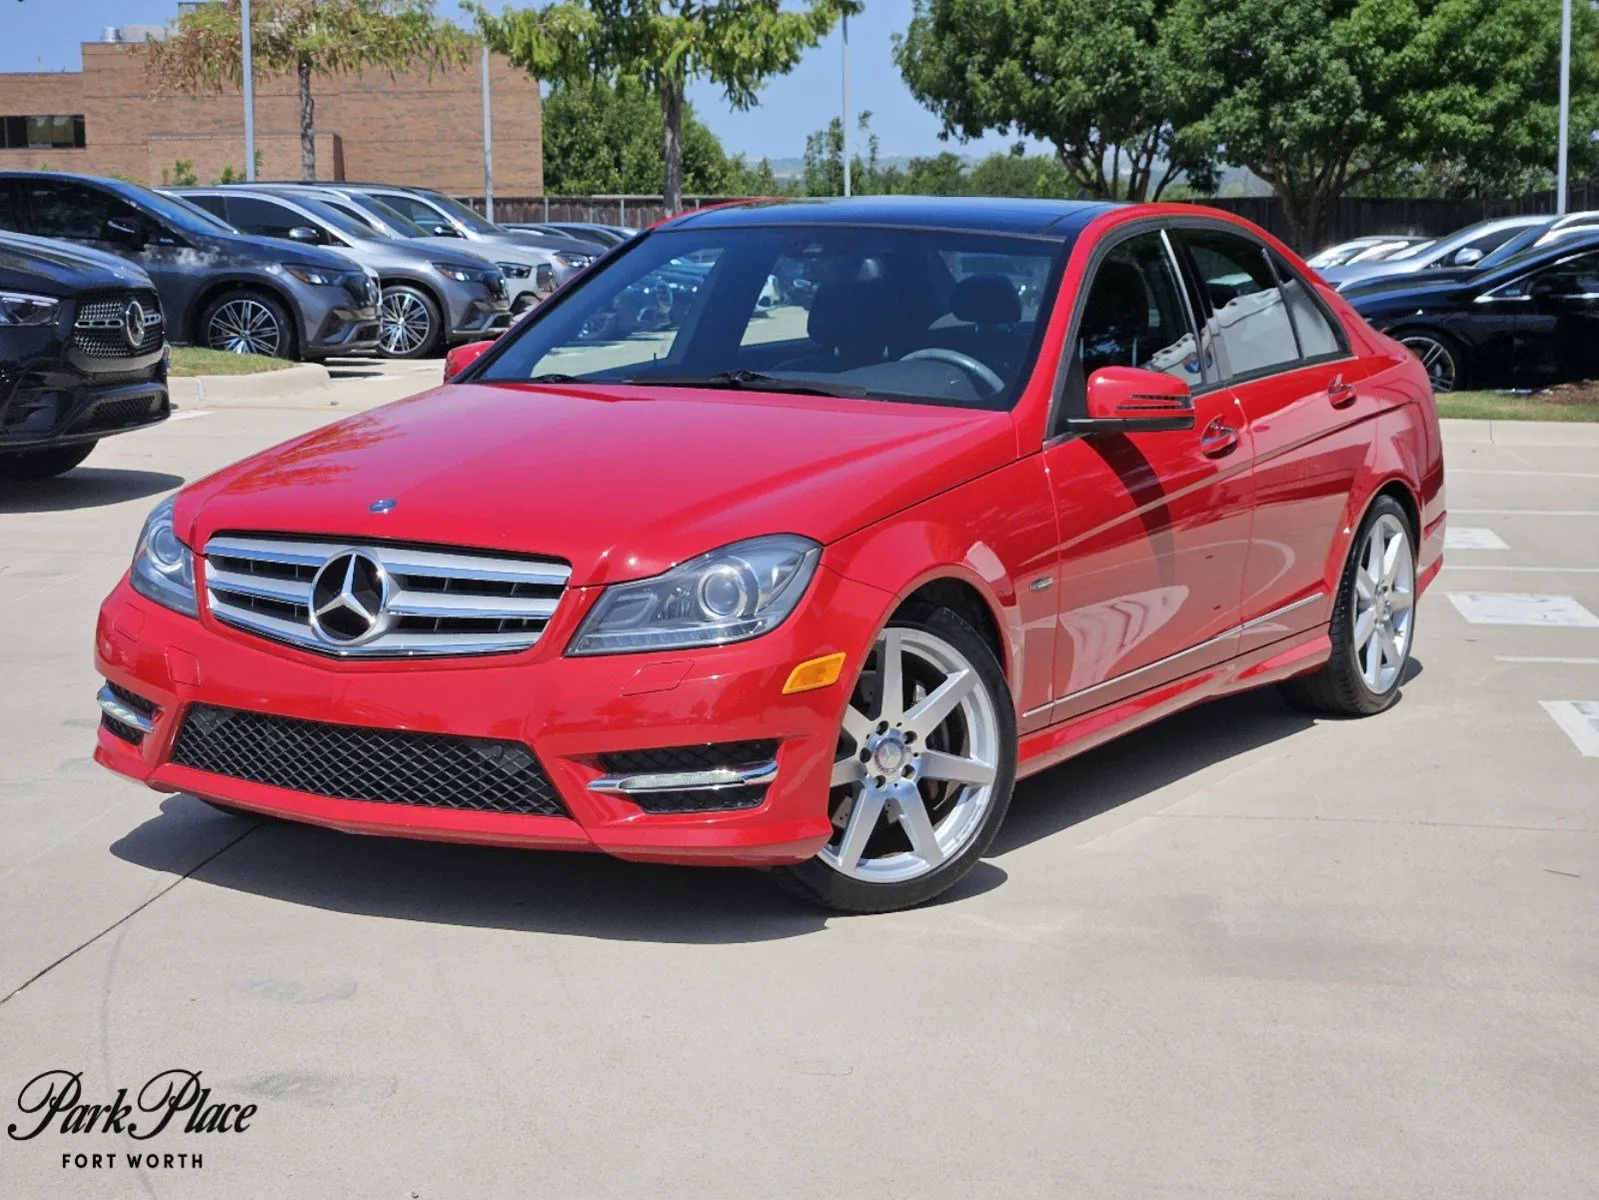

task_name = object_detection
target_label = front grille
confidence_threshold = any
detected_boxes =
[85,392,164,432]
[72,291,164,358]
[629,783,767,814]
[203,534,570,658]
[170,704,568,817]
[598,741,778,775]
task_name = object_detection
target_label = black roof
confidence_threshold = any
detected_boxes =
[663,196,1119,238]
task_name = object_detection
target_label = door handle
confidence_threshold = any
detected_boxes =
[1200,417,1239,458]
[1328,375,1358,408]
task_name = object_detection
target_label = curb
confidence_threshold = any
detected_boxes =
[1439,417,1599,447]
[168,362,333,409]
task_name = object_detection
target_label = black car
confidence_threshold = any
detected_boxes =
[0,172,379,361]
[1349,233,1599,393]
[0,231,168,479]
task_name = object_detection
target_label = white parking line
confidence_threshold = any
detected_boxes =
[1450,469,1599,480]
[1497,656,1599,665]
[1445,593,1599,626]
[1452,509,1599,517]
[166,411,212,422]
[1539,701,1599,758]
[1445,527,1508,550]
[1441,565,1599,573]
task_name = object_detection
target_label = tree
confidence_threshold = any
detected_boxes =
[543,78,733,194]
[801,111,892,196]
[1163,0,1599,246]
[146,0,472,181]
[966,144,1074,197]
[473,0,858,213]
[894,0,1213,201]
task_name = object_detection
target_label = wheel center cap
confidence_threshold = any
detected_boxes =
[869,733,910,775]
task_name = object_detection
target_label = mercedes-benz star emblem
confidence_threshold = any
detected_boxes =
[123,299,147,349]
[308,551,391,645]
[370,498,397,514]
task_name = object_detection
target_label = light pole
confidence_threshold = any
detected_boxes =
[241,0,255,181]
[841,12,851,198]
[481,42,494,222]
[1557,0,1571,215]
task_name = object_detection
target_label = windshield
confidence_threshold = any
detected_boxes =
[477,225,1066,410]
[292,195,378,241]
[419,191,503,235]
[1477,226,1551,270]
[127,183,238,235]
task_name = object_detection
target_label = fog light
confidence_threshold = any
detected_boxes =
[782,651,846,695]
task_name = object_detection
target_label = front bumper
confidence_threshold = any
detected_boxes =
[93,566,886,866]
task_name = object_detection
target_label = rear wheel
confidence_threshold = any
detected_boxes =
[1396,330,1462,393]
[377,285,442,358]
[0,441,97,480]
[777,607,1016,913]
[1281,496,1417,716]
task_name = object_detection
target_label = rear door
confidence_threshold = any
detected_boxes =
[1517,250,1599,386]
[1038,227,1253,724]
[1173,225,1379,652]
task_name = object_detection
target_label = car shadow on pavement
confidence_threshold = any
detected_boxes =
[0,468,184,513]
[324,356,394,380]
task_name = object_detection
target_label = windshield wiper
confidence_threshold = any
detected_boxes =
[617,369,869,398]
[526,373,583,383]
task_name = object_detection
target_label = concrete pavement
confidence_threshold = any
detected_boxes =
[1,392,1595,1198]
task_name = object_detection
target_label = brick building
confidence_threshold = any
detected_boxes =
[0,19,543,194]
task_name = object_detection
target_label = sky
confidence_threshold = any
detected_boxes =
[0,0,1032,161]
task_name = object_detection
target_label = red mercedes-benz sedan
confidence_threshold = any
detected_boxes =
[94,198,1444,912]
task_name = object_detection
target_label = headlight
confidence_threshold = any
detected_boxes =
[129,496,198,617]
[553,251,592,269]
[495,261,532,279]
[432,263,476,283]
[283,264,341,286]
[0,290,60,326]
[567,535,820,655]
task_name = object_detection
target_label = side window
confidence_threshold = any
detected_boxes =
[1179,229,1300,378]
[185,194,227,219]
[1270,252,1346,359]
[20,181,128,240]
[380,194,451,233]
[1077,232,1198,379]
[225,197,306,239]
[1531,252,1599,297]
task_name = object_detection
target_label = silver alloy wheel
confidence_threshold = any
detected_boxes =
[1400,334,1457,393]
[379,290,433,356]
[207,299,283,356]
[822,626,1001,884]
[1351,512,1416,694]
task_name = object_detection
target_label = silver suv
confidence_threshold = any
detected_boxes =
[173,188,510,358]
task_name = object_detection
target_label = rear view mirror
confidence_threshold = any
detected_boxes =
[1066,366,1196,434]
[102,217,146,249]
[288,226,320,243]
[443,339,495,383]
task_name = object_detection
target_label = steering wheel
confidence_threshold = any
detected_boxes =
[897,348,1005,395]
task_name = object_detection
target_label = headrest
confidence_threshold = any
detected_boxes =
[807,277,905,357]
[951,274,1022,325]
[1080,260,1148,333]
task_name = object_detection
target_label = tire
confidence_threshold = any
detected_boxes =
[776,605,1018,913]
[201,289,295,360]
[377,284,442,359]
[1281,495,1417,717]
[0,441,97,480]
[1395,329,1464,393]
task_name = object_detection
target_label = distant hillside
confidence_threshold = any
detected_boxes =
[760,152,1270,196]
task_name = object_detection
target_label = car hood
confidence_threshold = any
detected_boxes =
[0,232,154,291]
[175,382,1017,586]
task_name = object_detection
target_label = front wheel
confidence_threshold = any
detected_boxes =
[0,441,97,480]
[202,290,294,359]
[1397,331,1463,394]
[777,607,1017,913]
[1281,495,1417,716]
[377,285,442,358]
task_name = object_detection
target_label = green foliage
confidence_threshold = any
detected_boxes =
[542,78,735,194]
[801,111,895,196]
[1163,0,1599,244]
[147,0,472,180]
[894,0,1212,200]
[724,154,787,196]
[214,151,265,186]
[474,0,858,210]
[160,159,199,187]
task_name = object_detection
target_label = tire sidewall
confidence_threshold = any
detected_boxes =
[1337,495,1417,712]
[781,605,1018,913]
[1396,328,1465,392]
[200,289,296,361]
[378,285,442,359]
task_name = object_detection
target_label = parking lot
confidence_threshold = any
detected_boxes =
[1,384,1595,1197]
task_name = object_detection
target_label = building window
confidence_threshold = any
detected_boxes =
[0,115,87,150]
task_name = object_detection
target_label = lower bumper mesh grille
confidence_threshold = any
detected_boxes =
[170,705,568,818]
[598,740,778,775]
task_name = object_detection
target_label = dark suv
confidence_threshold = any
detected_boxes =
[0,172,379,361]
[0,231,168,479]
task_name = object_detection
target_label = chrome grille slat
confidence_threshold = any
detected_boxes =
[203,534,569,659]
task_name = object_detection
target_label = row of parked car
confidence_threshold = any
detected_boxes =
[1309,210,1599,392]
[0,168,636,479]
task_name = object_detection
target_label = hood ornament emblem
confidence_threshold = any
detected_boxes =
[309,550,391,645]
[370,498,397,514]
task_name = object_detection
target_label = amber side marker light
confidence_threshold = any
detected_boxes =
[782,652,847,695]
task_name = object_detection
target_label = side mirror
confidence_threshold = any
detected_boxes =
[428,223,459,238]
[443,339,495,383]
[1067,366,1196,434]
[102,216,146,249]
[288,226,320,243]
[1451,247,1484,267]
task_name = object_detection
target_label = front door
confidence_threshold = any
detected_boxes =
[1518,250,1599,387]
[1040,229,1253,723]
